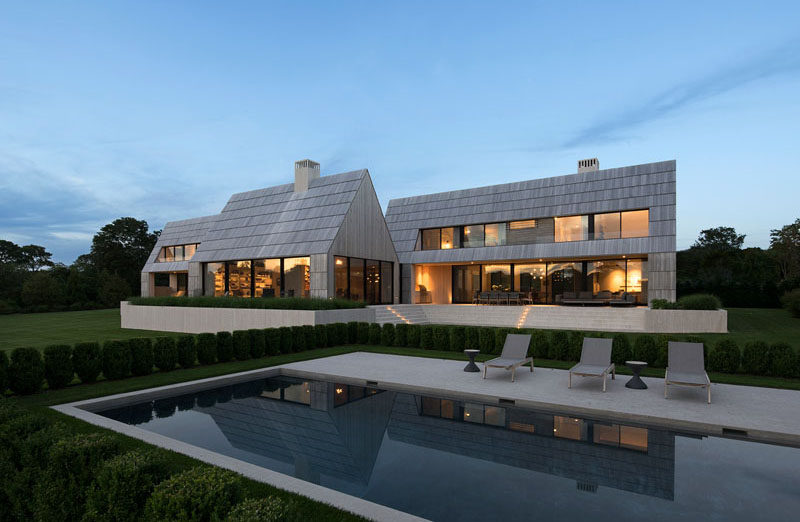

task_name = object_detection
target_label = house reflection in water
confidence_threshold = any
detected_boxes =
[190,377,675,501]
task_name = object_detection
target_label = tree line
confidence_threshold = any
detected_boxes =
[0,218,159,313]
[677,218,800,308]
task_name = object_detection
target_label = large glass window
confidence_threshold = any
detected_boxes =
[626,259,647,304]
[422,229,440,250]
[284,257,310,298]
[157,243,199,262]
[440,227,458,249]
[554,215,588,242]
[452,264,481,303]
[203,263,225,296]
[183,244,197,260]
[482,264,511,292]
[462,225,484,248]
[366,259,380,304]
[548,262,583,302]
[484,223,506,247]
[514,263,546,303]
[587,260,626,295]
[254,259,280,298]
[227,261,251,297]
[507,220,540,245]
[593,212,621,240]
[349,258,364,301]
[334,256,348,298]
[380,261,393,304]
[621,210,649,238]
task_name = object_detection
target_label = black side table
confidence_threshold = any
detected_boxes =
[625,360,648,389]
[464,349,480,372]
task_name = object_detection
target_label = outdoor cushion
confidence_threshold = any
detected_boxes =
[568,363,611,376]
[666,371,708,385]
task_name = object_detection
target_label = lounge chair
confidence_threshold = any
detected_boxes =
[483,334,533,382]
[568,337,615,392]
[665,342,711,404]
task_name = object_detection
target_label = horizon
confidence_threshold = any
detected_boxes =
[2,1,799,264]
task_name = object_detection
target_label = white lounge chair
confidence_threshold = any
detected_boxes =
[665,341,711,404]
[568,337,615,392]
[482,334,533,382]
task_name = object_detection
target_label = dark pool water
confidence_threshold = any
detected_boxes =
[99,376,800,522]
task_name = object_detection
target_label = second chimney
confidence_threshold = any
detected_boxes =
[578,158,599,174]
[294,159,320,192]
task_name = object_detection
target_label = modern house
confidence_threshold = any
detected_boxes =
[385,159,676,306]
[141,160,399,304]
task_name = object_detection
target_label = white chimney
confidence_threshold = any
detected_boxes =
[294,159,320,192]
[578,158,599,174]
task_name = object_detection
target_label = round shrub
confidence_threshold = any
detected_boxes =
[312,325,328,349]
[102,340,131,380]
[347,321,359,343]
[357,322,370,344]
[781,288,800,318]
[144,466,244,522]
[611,334,632,365]
[334,323,350,345]
[175,335,196,368]
[568,331,585,361]
[216,331,234,362]
[708,339,740,373]
[548,331,569,360]
[677,293,722,310]
[301,325,316,350]
[72,342,102,383]
[84,450,169,522]
[196,333,217,365]
[226,497,293,522]
[767,342,795,378]
[9,347,45,395]
[433,325,450,351]
[394,323,409,347]
[633,335,658,365]
[0,350,8,393]
[248,329,266,358]
[129,338,154,377]
[367,323,381,345]
[264,329,281,355]
[43,344,73,389]
[153,337,178,372]
[449,326,465,352]
[232,330,251,360]
[419,325,434,349]
[381,323,396,346]
[289,326,306,352]
[278,327,293,353]
[741,341,770,375]
[650,298,679,309]
[407,324,420,347]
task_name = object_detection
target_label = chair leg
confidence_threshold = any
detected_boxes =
[612,367,615,380]
[529,359,533,372]
[603,373,606,392]
[483,364,487,379]
[511,367,516,382]
[708,385,711,404]
[568,372,572,388]
[664,382,668,399]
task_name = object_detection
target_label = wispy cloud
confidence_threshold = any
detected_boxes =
[561,39,800,148]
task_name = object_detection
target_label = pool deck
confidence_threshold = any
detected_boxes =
[281,352,800,447]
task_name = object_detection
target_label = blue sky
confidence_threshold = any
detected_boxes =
[1,1,799,263]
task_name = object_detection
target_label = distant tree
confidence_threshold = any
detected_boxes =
[90,218,159,296]
[692,227,745,250]
[770,218,800,292]
[0,239,22,264]
[21,271,66,307]
[98,271,132,307]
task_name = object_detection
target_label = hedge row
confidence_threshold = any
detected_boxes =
[0,321,357,396]
[0,400,297,522]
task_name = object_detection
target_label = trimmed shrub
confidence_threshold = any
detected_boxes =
[357,322,370,344]
[530,330,550,358]
[0,350,8,393]
[568,331,585,361]
[264,329,281,355]
[782,288,800,318]
[549,331,569,360]
[313,324,328,348]
[381,323,396,346]
[433,325,450,351]
[102,340,131,380]
[407,324,420,347]
[290,326,306,352]
[9,347,45,394]
[478,327,494,353]
[449,326,466,352]
[464,326,480,351]
[278,327,293,354]
[347,321,359,343]
[248,329,266,358]
[742,341,770,375]
[611,334,632,365]
[84,450,169,522]
[493,328,506,355]
[768,342,795,378]
[232,330,252,360]
[419,325,435,349]
[394,323,409,347]
[650,298,679,309]
[72,342,102,383]
[301,325,316,350]
[368,323,382,345]
[708,339,740,373]
[654,335,670,368]
[129,338,154,377]
[196,333,217,365]
[633,335,658,366]
[677,293,722,310]
[144,466,244,522]
[43,344,74,389]
[330,323,349,346]
[33,433,119,522]
[216,331,234,362]
[176,335,197,368]
[153,337,178,372]
[225,496,293,522]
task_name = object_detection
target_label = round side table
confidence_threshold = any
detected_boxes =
[625,360,648,389]
[464,349,480,372]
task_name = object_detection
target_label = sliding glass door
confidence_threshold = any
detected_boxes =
[452,265,480,303]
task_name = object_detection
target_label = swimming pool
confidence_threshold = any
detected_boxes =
[98,375,800,521]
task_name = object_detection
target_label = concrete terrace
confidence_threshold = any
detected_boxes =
[281,352,800,447]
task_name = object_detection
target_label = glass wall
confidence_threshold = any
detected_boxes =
[366,259,380,304]
[452,265,480,303]
[440,227,458,249]
[422,229,440,250]
[462,225,484,248]
[484,223,506,247]
[554,216,588,242]
[593,213,621,240]
[625,259,648,303]
[349,258,364,301]
[587,260,626,295]
[482,264,511,292]
[334,256,348,298]
[335,256,393,303]
[227,261,251,297]
[514,263,546,303]
[381,261,393,303]
[284,257,310,298]
[622,210,649,238]
[254,259,280,298]
[157,243,200,262]
[548,262,583,301]
[203,262,225,296]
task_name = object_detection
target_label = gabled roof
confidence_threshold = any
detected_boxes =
[142,214,218,273]
[191,169,367,263]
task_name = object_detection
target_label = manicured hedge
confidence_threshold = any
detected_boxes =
[73,342,102,383]
[380,324,395,346]
[357,322,370,344]
[232,330,251,361]
[144,466,244,522]
[196,333,217,365]
[347,321,359,344]
[611,334,632,365]
[176,335,197,368]
[549,331,569,360]
[449,326,465,352]
[464,326,480,351]
[216,331,234,362]
[8,347,45,395]
[633,335,658,366]
[768,342,795,378]
[278,327,293,354]
[313,324,328,349]
[43,344,74,389]
[102,340,131,380]
[226,496,293,522]
[407,324,420,347]
[248,329,266,358]
[129,338,154,377]
[290,326,306,352]
[677,293,722,310]
[708,339,740,373]
[419,325,434,349]
[394,323,409,347]
[742,341,770,375]
[433,325,449,351]
[529,330,549,358]
[153,337,178,372]
[477,327,493,354]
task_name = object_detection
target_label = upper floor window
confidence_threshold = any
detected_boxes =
[554,216,588,242]
[156,243,199,262]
